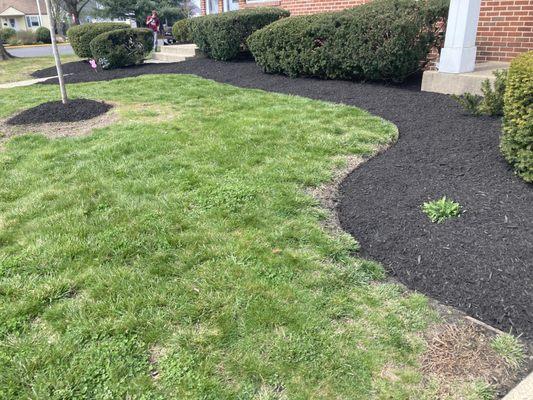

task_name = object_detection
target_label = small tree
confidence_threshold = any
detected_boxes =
[44,0,68,104]
[59,0,91,25]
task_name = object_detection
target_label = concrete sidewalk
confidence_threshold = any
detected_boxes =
[503,371,533,400]
[0,76,57,89]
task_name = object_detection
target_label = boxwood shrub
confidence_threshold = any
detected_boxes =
[172,19,192,43]
[248,0,448,82]
[0,27,16,43]
[35,26,51,43]
[68,22,129,58]
[90,28,154,70]
[189,7,289,61]
[501,51,533,183]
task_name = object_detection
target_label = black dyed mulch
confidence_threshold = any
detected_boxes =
[32,60,191,84]
[33,59,533,340]
[6,99,112,125]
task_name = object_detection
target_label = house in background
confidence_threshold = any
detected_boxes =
[199,0,532,95]
[0,0,50,31]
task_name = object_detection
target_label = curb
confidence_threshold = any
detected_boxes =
[503,370,533,400]
[5,43,70,49]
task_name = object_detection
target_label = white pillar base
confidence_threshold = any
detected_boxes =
[438,46,478,73]
[438,0,481,74]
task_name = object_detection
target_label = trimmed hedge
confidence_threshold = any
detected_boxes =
[172,19,191,43]
[0,27,16,43]
[248,0,448,82]
[190,7,289,61]
[68,22,129,58]
[501,51,533,183]
[90,28,153,70]
[10,30,36,45]
[35,26,51,43]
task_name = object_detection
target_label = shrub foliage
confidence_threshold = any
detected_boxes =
[501,51,533,183]
[0,27,16,43]
[172,19,192,43]
[190,7,290,61]
[452,69,507,116]
[90,28,154,70]
[10,30,37,45]
[248,0,448,82]
[68,22,129,58]
[35,26,51,44]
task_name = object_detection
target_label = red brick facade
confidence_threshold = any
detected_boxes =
[477,0,533,62]
[202,0,533,63]
[241,0,367,14]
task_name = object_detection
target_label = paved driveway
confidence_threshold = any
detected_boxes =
[8,44,74,58]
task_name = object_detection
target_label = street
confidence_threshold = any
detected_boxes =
[7,40,165,58]
[7,44,75,58]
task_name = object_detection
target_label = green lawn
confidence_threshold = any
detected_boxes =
[0,75,438,399]
[0,55,80,84]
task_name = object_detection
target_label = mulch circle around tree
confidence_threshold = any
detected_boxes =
[32,59,533,341]
[6,99,112,125]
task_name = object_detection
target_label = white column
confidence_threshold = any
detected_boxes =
[438,0,481,73]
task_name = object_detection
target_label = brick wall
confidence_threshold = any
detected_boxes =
[477,0,533,62]
[231,0,533,63]
[242,0,367,14]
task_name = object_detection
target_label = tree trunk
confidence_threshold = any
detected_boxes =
[71,10,80,25]
[0,43,12,61]
[44,0,68,104]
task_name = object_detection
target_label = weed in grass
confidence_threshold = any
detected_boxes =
[490,333,524,369]
[422,197,461,223]
[464,380,495,400]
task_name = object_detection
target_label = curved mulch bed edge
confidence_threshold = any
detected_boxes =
[32,59,533,340]
[6,99,112,125]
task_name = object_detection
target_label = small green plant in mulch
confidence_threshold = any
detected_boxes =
[422,196,461,223]
[452,69,507,117]
[453,92,484,115]
[490,333,525,369]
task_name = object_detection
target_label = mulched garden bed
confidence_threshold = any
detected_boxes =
[33,59,533,341]
[6,99,112,125]
[32,60,191,84]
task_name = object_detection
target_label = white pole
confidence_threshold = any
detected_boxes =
[36,0,43,27]
[44,0,68,104]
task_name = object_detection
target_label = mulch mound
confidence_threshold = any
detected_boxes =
[6,99,112,125]
[32,59,533,341]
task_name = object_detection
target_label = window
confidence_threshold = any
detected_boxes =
[26,16,40,28]
[9,18,16,28]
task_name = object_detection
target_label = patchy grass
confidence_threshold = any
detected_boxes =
[0,55,80,84]
[0,75,505,398]
[464,381,495,400]
[491,333,525,369]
